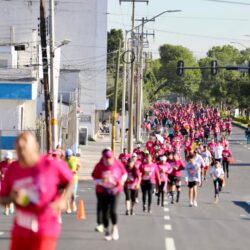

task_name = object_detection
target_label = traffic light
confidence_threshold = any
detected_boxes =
[177,60,184,76]
[211,60,218,76]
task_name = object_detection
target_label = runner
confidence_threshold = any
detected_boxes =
[167,152,185,204]
[139,153,160,213]
[92,148,127,241]
[222,145,233,178]
[157,155,172,207]
[0,151,14,215]
[185,153,201,207]
[0,132,73,250]
[118,148,130,167]
[65,149,81,214]
[124,158,141,215]
[245,124,250,144]
[213,141,224,164]
[210,161,225,203]
[200,145,212,181]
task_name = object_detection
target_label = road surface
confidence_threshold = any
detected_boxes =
[0,126,250,250]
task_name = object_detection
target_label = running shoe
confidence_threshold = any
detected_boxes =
[193,200,198,207]
[104,230,112,241]
[130,209,135,216]
[112,226,119,241]
[189,201,193,207]
[95,224,104,233]
[4,209,9,216]
[125,210,130,216]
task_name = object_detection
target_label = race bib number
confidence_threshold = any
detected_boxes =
[16,209,38,232]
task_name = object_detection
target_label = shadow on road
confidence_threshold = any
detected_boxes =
[231,163,250,167]
[233,201,250,214]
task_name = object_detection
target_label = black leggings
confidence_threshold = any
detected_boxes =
[213,178,223,196]
[124,187,137,203]
[98,193,120,228]
[141,181,154,209]
[158,182,166,206]
[96,192,103,225]
[222,160,229,176]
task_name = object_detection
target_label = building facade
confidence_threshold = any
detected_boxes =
[0,0,108,150]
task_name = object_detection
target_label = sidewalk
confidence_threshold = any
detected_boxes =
[79,135,121,180]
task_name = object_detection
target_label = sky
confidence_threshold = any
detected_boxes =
[107,0,250,58]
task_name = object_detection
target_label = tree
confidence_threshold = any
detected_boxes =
[106,29,124,111]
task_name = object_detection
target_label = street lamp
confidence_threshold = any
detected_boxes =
[122,10,182,153]
[50,39,71,150]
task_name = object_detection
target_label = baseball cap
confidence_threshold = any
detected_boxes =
[102,148,114,158]
[132,153,137,158]
[66,149,73,158]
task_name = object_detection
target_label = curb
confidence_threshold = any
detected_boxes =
[232,121,248,130]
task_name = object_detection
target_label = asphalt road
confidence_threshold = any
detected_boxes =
[0,126,250,250]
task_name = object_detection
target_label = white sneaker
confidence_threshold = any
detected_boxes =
[112,226,119,241]
[66,209,72,214]
[193,200,198,207]
[189,201,193,207]
[104,230,112,241]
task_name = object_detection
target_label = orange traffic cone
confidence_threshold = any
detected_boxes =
[77,199,86,220]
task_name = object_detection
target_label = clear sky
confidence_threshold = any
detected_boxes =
[107,0,250,58]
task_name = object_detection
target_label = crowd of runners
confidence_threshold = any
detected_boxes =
[0,103,237,248]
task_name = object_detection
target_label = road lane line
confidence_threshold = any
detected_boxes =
[164,207,169,212]
[164,215,170,220]
[165,238,176,250]
[164,224,172,231]
[0,232,4,236]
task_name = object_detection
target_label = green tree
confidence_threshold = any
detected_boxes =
[106,29,124,111]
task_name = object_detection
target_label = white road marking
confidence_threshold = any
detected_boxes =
[248,148,250,150]
[165,238,176,250]
[164,224,172,231]
[164,207,169,212]
[164,215,170,220]
[236,160,242,163]
[0,232,4,236]
[244,145,247,148]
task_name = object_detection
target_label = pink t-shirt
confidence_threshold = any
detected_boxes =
[157,163,172,182]
[222,149,232,161]
[140,163,159,184]
[92,159,127,195]
[0,156,73,238]
[168,160,185,177]
[125,167,140,190]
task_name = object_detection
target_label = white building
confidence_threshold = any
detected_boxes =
[0,0,108,148]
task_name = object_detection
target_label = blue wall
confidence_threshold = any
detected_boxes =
[0,83,32,100]
[0,136,16,150]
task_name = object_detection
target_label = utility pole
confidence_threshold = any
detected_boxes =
[135,18,154,142]
[49,0,58,149]
[111,40,121,154]
[120,0,149,154]
[40,0,52,151]
[121,32,128,152]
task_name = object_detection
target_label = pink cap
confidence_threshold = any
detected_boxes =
[102,149,114,158]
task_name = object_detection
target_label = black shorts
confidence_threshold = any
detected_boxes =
[124,187,137,202]
[188,181,198,188]
[168,176,182,186]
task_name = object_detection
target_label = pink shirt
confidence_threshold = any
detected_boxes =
[92,159,127,194]
[222,149,232,161]
[157,163,172,182]
[140,163,159,184]
[125,167,140,190]
[168,160,185,177]
[0,156,73,238]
